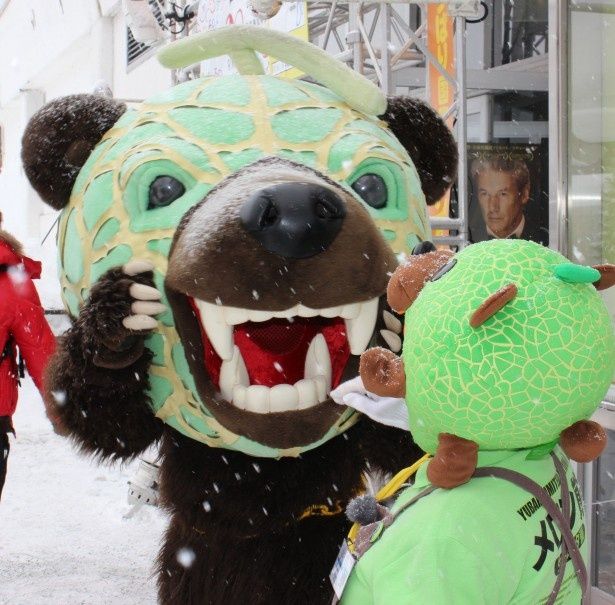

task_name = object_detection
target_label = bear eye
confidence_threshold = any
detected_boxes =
[351,174,387,209]
[148,176,185,209]
[430,259,457,282]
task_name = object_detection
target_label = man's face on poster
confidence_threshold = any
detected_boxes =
[476,167,530,238]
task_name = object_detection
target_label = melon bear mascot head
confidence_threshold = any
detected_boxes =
[21,26,457,604]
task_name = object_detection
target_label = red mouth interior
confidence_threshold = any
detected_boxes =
[189,299,351,394]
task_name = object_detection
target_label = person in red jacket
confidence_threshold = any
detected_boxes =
[0,213,56,500]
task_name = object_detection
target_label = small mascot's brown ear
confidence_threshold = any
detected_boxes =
[380,97,458,205]
[22,94,126,210]
[387,249,454,314]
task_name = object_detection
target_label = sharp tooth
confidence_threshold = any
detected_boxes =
[195,300,234,361]
[219,346,249,401]
[224,306,249,325]
[341,302,361,319]
[248,310,274,322]
[344,297,379,355]
[314,376,328,402]
[383,310,402,334]
[232,385,247,410]
[319,306,342,318]
[270,384,299,412]
[295,378,318,409]
[297,305,319,318]
[304,333,332,401]
[380,329,402,353]
[304,334,332,388]
[244,385,270,413]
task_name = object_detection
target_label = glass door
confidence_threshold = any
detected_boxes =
[566,1,615,603]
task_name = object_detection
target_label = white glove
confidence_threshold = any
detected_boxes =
[330,376,409,431]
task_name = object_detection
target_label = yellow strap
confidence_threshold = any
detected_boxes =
[347,454,430,552]
[374,454,430,501]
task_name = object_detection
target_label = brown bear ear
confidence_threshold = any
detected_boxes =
[387,249,454,314]
[22,94,126,210]
[380,97,458,205]
[427,433,479,489]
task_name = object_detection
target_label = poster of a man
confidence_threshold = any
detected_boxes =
[468,143,549,246]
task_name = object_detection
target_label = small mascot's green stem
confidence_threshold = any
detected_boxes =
[157,25,388,117]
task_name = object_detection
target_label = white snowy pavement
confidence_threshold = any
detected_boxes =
[0,378,167,605]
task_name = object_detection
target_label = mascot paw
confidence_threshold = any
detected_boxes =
[122,259,166,331]
[560,420,607,463]
[81,259,165,369]
[427,433,479,489]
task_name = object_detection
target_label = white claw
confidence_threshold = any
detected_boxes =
[123,315,158,331]
[380,329,402,353]
[123,259,154,276]
[129,283,162,301]
[131,301,167,315]
[383,310,402,334]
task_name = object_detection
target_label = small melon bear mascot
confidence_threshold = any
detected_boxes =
[342,239,615,605]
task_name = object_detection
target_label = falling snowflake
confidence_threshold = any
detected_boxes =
[176,547,196,568]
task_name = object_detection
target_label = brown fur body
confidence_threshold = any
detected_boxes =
[157,420,418,604]
[48,299,420,603]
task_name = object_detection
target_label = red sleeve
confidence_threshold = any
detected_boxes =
[11,267,44,306]
[11,293,56,393]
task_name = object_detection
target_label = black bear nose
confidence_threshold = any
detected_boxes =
[240,183,346,259]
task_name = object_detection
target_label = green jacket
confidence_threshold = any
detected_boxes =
[341,447,586,605]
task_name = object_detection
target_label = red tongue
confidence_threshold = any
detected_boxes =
[243,319,309,355]
[190,298,351,393]
[234,318,325,386]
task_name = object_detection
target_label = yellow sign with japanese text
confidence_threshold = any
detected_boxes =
[427,5,456,238]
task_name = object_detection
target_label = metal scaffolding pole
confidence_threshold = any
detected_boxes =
[455,14,469,245]
[299,0,479,248]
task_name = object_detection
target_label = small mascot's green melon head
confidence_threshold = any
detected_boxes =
[22,26,457,458]
[361,239,615,487]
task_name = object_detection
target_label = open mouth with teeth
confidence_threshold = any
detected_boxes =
[165,286,386,448]
[189,298,379,414]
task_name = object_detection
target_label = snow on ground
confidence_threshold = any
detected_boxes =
[0,377,167,605]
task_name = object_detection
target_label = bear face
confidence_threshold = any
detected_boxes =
[23,60,456,458]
